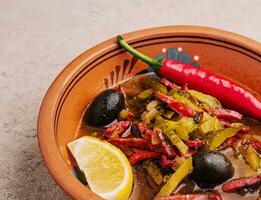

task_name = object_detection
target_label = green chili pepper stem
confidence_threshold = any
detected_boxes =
[116,35,162,70]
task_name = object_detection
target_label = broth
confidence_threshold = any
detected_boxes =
[70,73,261,200]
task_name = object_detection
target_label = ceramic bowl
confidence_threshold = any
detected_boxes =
[37,26,261,200]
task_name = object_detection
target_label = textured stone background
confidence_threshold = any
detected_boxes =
[0,0,260,199]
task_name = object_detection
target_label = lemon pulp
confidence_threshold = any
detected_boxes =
[68,136,133,200]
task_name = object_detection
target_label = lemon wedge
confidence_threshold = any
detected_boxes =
[67,136,133,200]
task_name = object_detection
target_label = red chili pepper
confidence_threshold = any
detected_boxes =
[217,136,239,151]
[168,102,197,117]
[181,83,188,91]
[114,144,135,157]
[155,92,173,104]
[104,122,118,136]
[226,137,237,148]
[184,140,204,148]
[219,119,249,132]
[128,150,161,165]
[156,92,197,117]
[240,126,250,132]
[157,129,176,158]
[222,175,261,193]
[110,137,148,148]
[219,119,231,127]
[143,128,153,140]
[208,193,223,200]
[144,142,163,153]
[161,78,181,90]
[137,122,152,140]
[158,193,222,200]
[151,129,161,145]
[207,108,242,121]
[137,122,147,134]
[187,149,198,156]
[104,121,131,139]
[161,155,175,168]
[117,36,261,120]
[136,123,163,151]
[127,110,135,122]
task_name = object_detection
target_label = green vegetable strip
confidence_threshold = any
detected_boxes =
[244,146,260,171]
[178,117,196,133]
[143,108,159,124]
[145,162,163,185]
[142,77,168,94]
[155,157,193,198]
[163,110,175,119]
[209,127,241,150]
[137,88,153,100]
[156,119,179,130]
[187,90,222,108]
[170,90,201,111]
[155,118,189,150]
[156,120,187,139]
[214,117,224,130]
[175,125,189,141]
[195,117,223,138]
[164,130,189,156]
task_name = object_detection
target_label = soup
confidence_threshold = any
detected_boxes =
[68,73,260,200]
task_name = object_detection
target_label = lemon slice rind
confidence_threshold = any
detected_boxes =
[67,136,133,200]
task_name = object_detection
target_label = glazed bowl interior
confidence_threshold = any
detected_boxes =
[37,26,261,200]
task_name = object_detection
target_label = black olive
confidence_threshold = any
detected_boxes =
[83,89,125,127]
[191,151,234,188]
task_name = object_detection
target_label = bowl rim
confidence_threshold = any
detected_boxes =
[37,25,261,200]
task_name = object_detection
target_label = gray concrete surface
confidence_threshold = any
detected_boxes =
[0,0,260,199]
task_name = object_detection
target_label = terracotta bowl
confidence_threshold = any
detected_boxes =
[37,26,261,200]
